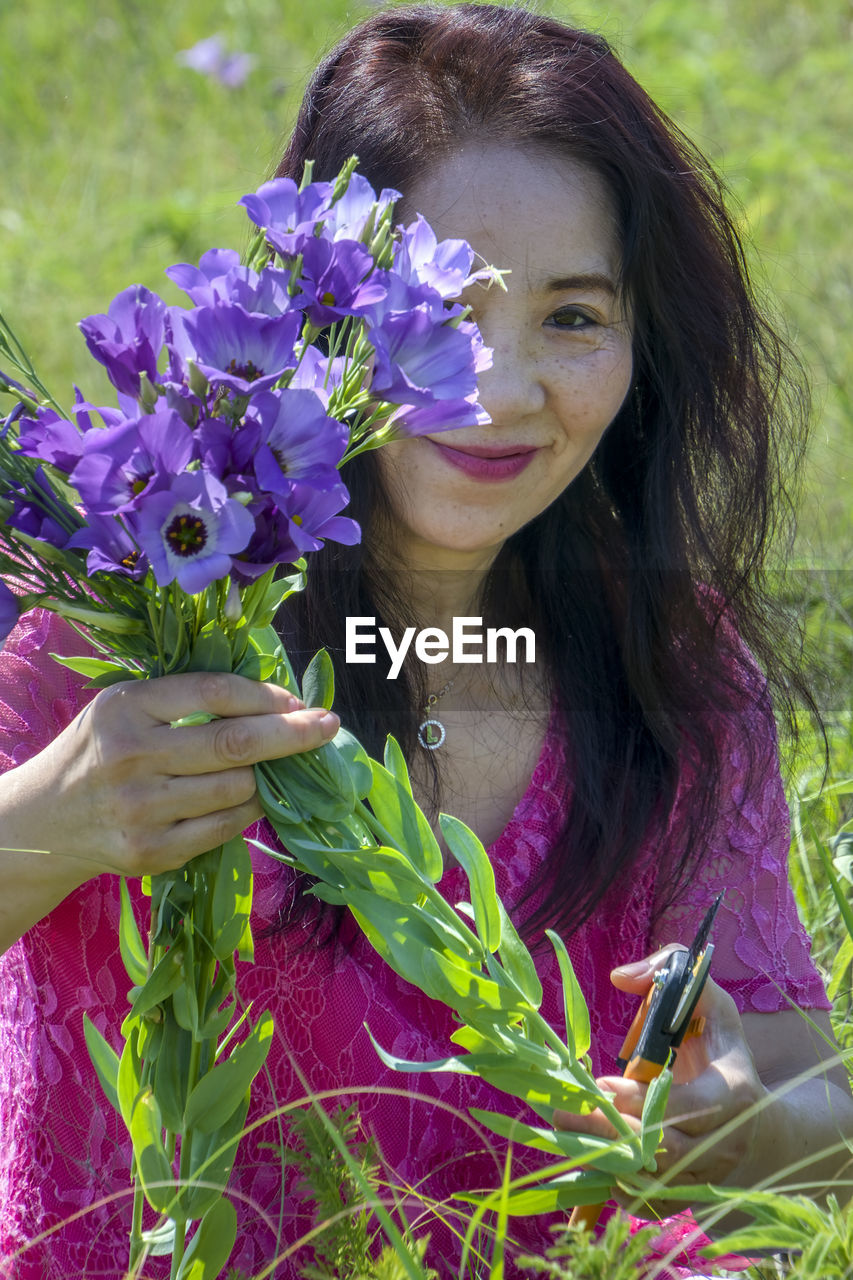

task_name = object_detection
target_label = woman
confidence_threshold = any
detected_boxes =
[0,5,849,1278]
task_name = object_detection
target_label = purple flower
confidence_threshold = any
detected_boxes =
[384,396,491,437]
[15,405,87,475]
[284,481,361,552]
[320,174,400,242]
[294,237,386,327]
[169,304,301,396]
[79,285,167,399]
[0,580,19,649]
[70,409,194,514]
[231,483,359,580]
[67,514,148,579]
[166,251,293,316]
[394,215,482,299]
[368,306,491,411]
[176,36,255,89]
[244,389,348,497]
[165,249,242,304]
[239,178,333,259]
[6,466,75,548]
[131,471,255,593]
[0,370,31,399]
[288,345,345,406]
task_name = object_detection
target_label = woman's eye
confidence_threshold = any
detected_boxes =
[548,307,596,329]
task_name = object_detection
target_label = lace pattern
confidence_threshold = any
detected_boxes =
[0,612,829,1278]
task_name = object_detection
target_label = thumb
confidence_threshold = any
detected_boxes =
[609,942,687,994]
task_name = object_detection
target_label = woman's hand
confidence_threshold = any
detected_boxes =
[555,943,853,1219]
[554,943,767,1203]
[0,672,339,948]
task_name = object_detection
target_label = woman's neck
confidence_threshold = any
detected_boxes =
[374,541,500,636]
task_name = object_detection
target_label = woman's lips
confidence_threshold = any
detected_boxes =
[427,438,539,481]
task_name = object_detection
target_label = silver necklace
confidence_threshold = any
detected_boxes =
[417,674,457,750]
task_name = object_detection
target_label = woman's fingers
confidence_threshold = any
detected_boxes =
[587,951,766,1187]
[114,670,303,725]
[88,673,339,776]
[155,703,340,775]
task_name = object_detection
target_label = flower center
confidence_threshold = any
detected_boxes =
[227,358,262,383]
[165,512,208,558]
[121,549,141,569]
[321,291,336,306]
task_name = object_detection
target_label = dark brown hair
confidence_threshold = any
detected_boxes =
[272,3,813,941]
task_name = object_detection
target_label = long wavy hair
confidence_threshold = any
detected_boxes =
[269,2,813,942]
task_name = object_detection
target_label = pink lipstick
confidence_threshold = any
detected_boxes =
[427,439,539,481]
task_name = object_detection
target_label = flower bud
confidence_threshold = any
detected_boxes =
[187,359,209,400]
[138,370,160,413]
[224,578,242,623]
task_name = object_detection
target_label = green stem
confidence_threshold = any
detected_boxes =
[169,1033,201,1279]
[128,1173,145,1272]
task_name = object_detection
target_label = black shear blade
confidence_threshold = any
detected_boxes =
[667,893,724,1040]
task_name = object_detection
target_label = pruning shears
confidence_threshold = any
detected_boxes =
[568,892,724,1228]
[615,891,724,1084]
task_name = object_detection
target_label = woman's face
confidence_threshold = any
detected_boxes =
[375,143,634,569]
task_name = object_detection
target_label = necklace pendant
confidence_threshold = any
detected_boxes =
[417,717,446,750]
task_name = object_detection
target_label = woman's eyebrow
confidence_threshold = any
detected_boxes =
[543,272,617,295]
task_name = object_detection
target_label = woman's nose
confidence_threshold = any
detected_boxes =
[474,321,545,427]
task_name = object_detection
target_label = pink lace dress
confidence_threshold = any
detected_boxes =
[0,611,830,1279]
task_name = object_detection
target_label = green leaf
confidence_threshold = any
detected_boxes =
[828,933,853,1000]
[151,1018,194,1134]
[301,647,335,709]
[346,888,485,998]
[180,1094,250,1219]
[130,1087,176,1215]
[209,837,253,960]
[422,944,521,1016]
[368,757,443,883]
[468,1108,641,1173]
[48,653,132,681]
[546,928,591,1059]
[187,623,232,673]
[118,877,148,986]
[495,900,543,1008]
[472,1062,601,1113]
[174,1197,238,1280]
[183,1011,274,1134]
[260,750,356,823]
[702,1226,818,1255]
[82,1014,120,1113]
[117,1024,143,1131]
[814,834,853,941]
[383,734,412,791]
[323,843,430,904]
[366,1026,479,1077]
[309,737,357,812]
[333,726,374,799]
[454,1168,615,1214]
[129,946,184,1020]
[438,814,501,952]
[233,648,277,682]
[640,1067,672,1169]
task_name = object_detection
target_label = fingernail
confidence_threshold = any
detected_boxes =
[612,959,651,977]
[317,710,340,735]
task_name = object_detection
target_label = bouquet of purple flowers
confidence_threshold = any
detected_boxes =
[0,159,667,1279]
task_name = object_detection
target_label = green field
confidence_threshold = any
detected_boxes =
[2,4,852,1272]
